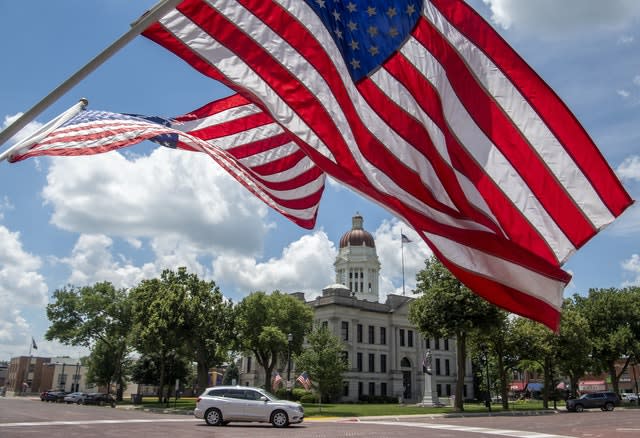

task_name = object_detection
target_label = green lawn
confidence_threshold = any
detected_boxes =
[126,396,559,417]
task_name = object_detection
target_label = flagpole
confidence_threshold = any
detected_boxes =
[0,0,183,149]
[401,230,406,296]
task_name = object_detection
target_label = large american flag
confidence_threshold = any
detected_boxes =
[8,101,326,228]
[142,0,633,330]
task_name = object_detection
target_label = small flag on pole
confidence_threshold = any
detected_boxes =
[272,371,283,390]
[401,233,412,244]
[31,337,38,350]
[296,371,311,391]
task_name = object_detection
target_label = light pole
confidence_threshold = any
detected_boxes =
[481,344,491,412]
[287,333,293,398]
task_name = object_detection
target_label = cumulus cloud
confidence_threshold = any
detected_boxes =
[621,254,640,286]
[0,225,49,360]
[616,155,640,181]
[482,0,640,37]
[212,231,337,300]
[42,148,272,256]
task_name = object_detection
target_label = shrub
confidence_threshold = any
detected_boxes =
[300,393,317,403]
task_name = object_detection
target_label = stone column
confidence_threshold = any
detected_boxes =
[420,349,440,406]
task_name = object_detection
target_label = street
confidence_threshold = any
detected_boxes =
[1,396,638,438]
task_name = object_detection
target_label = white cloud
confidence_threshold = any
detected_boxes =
[621,253,640,286]
[42,148,272,256]
[618,35,635,44]
[212,231,336,300]
[2,113,44,147]
[634,75,640,86]
[482,0,640,36]
[616,155,640,181]
[0,225,49,360]
[617,89,631,99]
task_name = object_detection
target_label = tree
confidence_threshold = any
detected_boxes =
[129,268,235,401]
[222,361,240,386]
[45,282,132,400]
[293,325,349,402]
[130,351,192,402]
[235,291,314,390]
[555,298,593,399]
[409,256,502,411]
[574,287,639,393]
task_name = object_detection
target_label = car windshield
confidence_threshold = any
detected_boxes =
[259,390,279,400]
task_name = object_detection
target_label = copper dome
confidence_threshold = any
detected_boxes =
[339,213,375,248]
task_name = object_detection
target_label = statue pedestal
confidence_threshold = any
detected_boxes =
[418,372,441,407]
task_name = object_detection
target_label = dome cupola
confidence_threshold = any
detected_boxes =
[339,213,375,248]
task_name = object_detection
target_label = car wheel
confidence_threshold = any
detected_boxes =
[575,404,584,412]
[604,402,614,411]
[76,400,81,405]
[204,408,223,426]
[271,410,289,428]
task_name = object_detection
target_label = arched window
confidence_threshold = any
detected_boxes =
[400,357,411,368]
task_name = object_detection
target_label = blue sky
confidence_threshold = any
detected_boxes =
[1,0,639,361]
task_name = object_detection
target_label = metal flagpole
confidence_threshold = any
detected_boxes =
[0,0,183,149]
[401,230,406,296]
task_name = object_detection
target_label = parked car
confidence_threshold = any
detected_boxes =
[621,393,638,404]
[82,392,115,407]
[63,392,88,404]
[566,392,620,412]
[194,386,304,428]
[40,390,69,402]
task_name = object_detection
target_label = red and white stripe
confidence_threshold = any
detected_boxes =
[143,0,633,330]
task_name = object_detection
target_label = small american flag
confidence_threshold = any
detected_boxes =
[144,0,633,330]
[296,371,311,391]
[272,371,283,389]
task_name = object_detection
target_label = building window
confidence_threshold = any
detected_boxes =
[247,356,252,373]
[425,338,430,349]
[446,384,452,396]
[369,382,375,396]
[341,351,349,366]
[357,324,363,343]
[380,327,386,345]
[368,354,375,372]
[380,354,387,373]
[321,320,328,329]
[358,382,363,396]
[445,359,450,376]
[463,385,467,398]
[408,330,414,347]
[357,353,363,372]
[381,382,387,396]
[399,329,405,347]
[444,339,449,351]
[341,321,349,341]
[435,338,440,350]
[368,326,375,344]
[343,381,349,396]
[437,384,442,397]
[435,358,441,376]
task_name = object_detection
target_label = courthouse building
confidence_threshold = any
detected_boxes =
[239,214,474,403]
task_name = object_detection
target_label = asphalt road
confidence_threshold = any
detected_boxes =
[1,396,638,438]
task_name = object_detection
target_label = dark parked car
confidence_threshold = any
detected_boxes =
[83,392,115,407]
[40,390,69,402]
[566,392,620,412]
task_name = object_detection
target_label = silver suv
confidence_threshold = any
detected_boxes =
[194,386,304,427]
[566,392,620,412]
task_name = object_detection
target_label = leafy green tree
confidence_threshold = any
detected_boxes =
[85,338,132,398]
[130,351,191,401]
[574,287,638,393]
[129,275,185,402]
[235,291,314,390]
[129,268,234,400]
[45,282,132,400]
[293,324,348,402]
[222,361,240,385]
[409,256,502,411]
[555,298,593,399]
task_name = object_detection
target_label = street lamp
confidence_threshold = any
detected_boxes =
[480,344,491,412]
[287,333,293,397]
